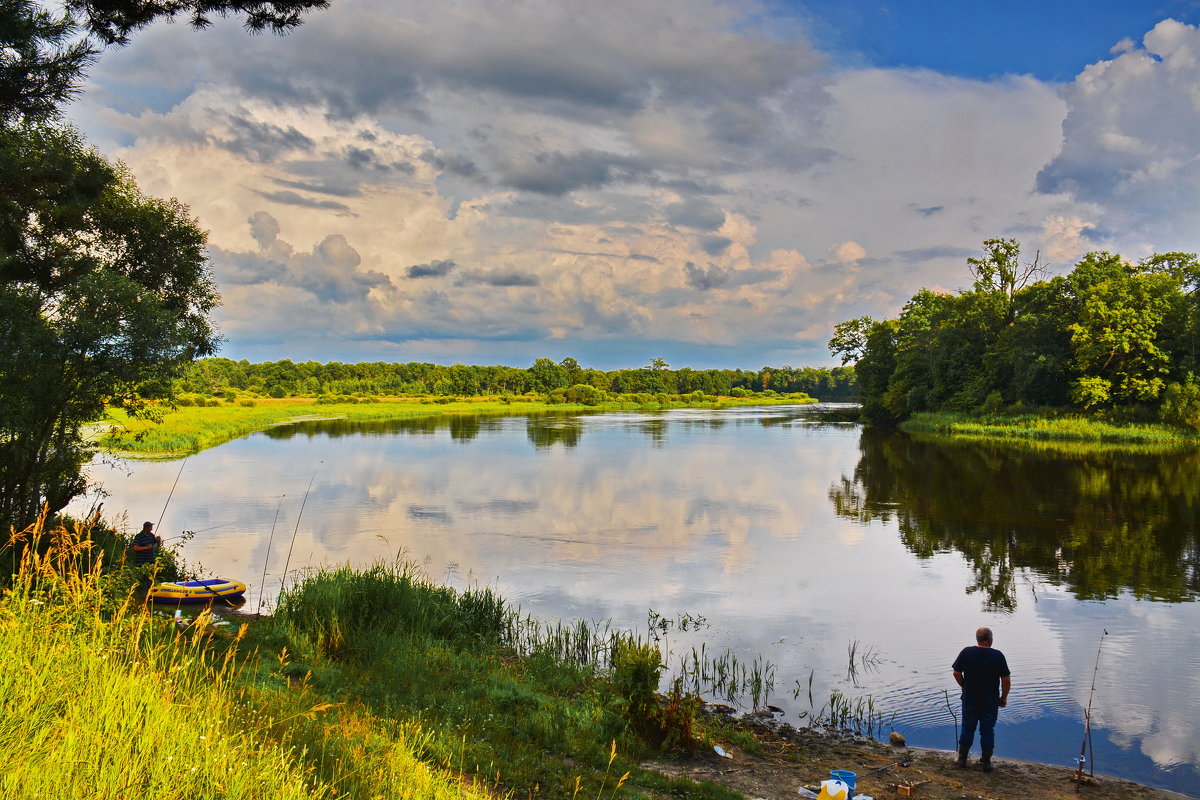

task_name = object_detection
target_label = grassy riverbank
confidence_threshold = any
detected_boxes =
[6,519,1188,800]
[0,517,752,799]
[97,394,811,456]
[901,411,1200,449]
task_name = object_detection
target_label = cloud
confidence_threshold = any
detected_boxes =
[500,150,646,195]
[458,270,541,288]
[217,112,315,162]
[683,262,780,292]
[700,235,733,256]
[1036,19,1200,250]
[213,211,394,305]
[271,177,362,198]
[665,197,726,231]
[894,245,976,262]
[254,189,354,212]
[684,262,730,291]
[75,2,1197,369]
[832,241,867,262]
[407,259,456,279]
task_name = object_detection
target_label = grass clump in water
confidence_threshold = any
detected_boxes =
[902,410,1200,451]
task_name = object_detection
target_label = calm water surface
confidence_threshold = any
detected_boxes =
[75,405,1200,795]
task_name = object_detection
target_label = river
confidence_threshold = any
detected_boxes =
[73,404,1200,795]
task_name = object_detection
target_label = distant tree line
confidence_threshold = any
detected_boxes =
[176,357,858,402]
[829,239,1200,426]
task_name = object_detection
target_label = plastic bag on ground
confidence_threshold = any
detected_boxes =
[817,779,850,800]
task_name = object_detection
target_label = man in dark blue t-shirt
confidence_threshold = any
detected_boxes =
[131,521,162,565]
[952,627,1011,773]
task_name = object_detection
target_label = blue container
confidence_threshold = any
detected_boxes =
[830,770,857,797]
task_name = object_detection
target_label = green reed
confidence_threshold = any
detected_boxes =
[675,644,777,709]
[903,411,1200,451]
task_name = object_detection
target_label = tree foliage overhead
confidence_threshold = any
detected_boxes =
[1,0,328,123]
[66,0,329,45]
[0,1,95,124]
[830,239,1200,426]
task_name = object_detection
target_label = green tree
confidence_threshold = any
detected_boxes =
[829,317,877,366]
[966,237,1042,324]
[0,123,218,529]
[1064,252,1180,409]
[528,358,568,393]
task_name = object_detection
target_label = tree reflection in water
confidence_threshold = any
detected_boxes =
[829,429,1200,610]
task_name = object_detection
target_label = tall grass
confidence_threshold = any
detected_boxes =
[0,518,497,800]
[1,520,773,799]
[903,411,1200,450]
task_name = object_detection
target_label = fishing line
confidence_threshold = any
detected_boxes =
[161,522,236,542]
[277,461,323,604]
[256,493,287,616]
[155,457,188,534]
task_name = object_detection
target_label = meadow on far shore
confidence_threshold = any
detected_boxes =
[97,392,812,456]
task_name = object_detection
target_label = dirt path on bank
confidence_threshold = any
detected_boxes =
[643,714,1193,800]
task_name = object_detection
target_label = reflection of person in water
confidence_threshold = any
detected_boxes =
[952,626,1011,773]
[131,521,162,564]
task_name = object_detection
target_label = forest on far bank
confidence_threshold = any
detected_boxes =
[176,357,857,402]
[830,239,1200,427]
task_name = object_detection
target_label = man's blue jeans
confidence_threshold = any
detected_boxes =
[960,703,999,752]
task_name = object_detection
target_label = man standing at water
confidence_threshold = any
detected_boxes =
[952,627,1011,772]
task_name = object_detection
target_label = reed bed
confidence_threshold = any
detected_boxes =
[903,411,1200,450]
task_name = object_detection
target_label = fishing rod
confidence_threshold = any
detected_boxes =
[943,689,959,749]
[277,461,322,605]
[1075,629,1108,787]
[256,493,287,616]
[154,457,188,535]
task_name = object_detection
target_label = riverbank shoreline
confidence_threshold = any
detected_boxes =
[96,394,814,457]
[646,709,1195,800]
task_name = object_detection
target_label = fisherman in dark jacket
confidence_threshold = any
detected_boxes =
[131,521,162,565]
[952,627,1011,772]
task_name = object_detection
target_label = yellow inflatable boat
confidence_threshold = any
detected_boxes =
[148,578,248,604]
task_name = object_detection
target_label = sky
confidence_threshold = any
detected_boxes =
[71,0,1200,371]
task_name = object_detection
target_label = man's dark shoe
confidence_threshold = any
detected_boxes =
[980,750,993,773]
[956,746,969,768]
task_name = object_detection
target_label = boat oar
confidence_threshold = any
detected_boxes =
[198,579,242,609]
